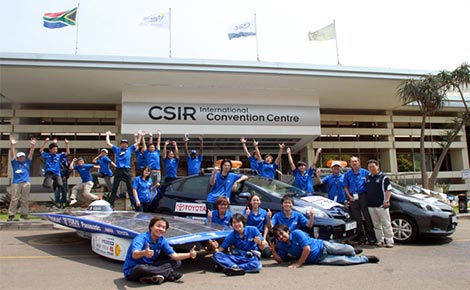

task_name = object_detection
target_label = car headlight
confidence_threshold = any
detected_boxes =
[411,201,441,212]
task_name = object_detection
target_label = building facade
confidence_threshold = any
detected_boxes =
[1,53,469,200]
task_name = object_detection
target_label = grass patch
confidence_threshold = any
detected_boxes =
[0,213,41,221]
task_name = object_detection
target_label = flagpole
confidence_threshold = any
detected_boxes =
[169,8,172,58]
[254,13,260,62]
[75,3,81,55]
[333,20,341,65]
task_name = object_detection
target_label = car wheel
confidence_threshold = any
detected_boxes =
[391,214,418,243]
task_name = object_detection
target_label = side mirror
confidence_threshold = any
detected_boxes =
[238,192,251,199]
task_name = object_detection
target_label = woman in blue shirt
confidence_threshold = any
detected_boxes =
[242,193,272,258]
[132,166,157,212]
[206,196,232,226]
[162,140,179,185]
[254,140,285,179]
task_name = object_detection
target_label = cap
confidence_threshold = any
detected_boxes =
[77,157,84,161]
[120,139,129,144]
[101,148,108,154]
[16,152,26,158]
[331,160,342,167]
[190,150,197,155]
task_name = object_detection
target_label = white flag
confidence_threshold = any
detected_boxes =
[140,12,170,29]
[227,18,256,40]
[308,22,336,41]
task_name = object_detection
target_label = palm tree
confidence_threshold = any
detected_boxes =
[397,63,470,190]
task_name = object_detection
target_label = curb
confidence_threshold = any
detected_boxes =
[0,220,54,231]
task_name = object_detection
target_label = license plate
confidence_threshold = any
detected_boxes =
[451,215,457,223]
[345,221,357,231]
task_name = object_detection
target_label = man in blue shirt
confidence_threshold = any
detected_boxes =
[184,134,204,176]
[209,213,269,276]
[106,130,142,207]
[271,196,314,233]
[270,224,379,267]
[287,147,321,193]
[123,216,197,284]
[206,159,248,211]
[39,137,70,193]
[92,148,115,192]
[366,159,394,248]
[69,157,99,206]
[343,156,376,245]
[316,160,347,203]
[7,136,36,221]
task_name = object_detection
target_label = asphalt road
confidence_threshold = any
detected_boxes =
[1,219,469,290]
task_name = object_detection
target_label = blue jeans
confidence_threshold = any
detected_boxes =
[54,178,68,204]
[213,251,262,273]
[317,241,368,265]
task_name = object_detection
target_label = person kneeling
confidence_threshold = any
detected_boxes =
[123,216,197,284]
[209,213,269,276]
[270,224,379,267]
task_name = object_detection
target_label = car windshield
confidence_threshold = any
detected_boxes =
[390,182,411,196]
[248,176,309,198]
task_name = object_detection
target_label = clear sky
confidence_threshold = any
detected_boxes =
[1,0,469,71]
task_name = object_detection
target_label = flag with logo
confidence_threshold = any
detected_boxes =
[140,12,170,29]
[227,17,256,40]
[43,7,78,29]
[308,22,336,41]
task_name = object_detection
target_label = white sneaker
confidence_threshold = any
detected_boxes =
[70,199,77,206]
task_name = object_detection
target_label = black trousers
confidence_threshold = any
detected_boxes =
[127,259,181,282]
[109,168,133,206]
[349,194,376,243]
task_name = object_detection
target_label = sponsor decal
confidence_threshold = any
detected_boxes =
[175,202,206,214]
[91,234,131,262]
[301,196,340,210]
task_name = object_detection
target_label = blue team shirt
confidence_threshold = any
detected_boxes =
[277,229,324,264]
[258,161,278,179]
[343,168,369,195]
[206,209,232,226]
[145,149,161,170]
[132,176,153,203]
[97,155,113,176]
[206,172,242,203]
[220,225,263,252]
[112,145,136,169]
[11,158,32,184]
[41,152,65,176]
[321,173,346,203]
[135,149,147,169]
[242,207,268,234]
[74,164,94,183]
[123,232,175,278]
[293,168,315,193]
[271,211,309,232]
[163,157,179,178]
[186,155,203,175]
[249,156,259,173]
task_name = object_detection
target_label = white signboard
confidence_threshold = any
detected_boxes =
[123,103,319,126]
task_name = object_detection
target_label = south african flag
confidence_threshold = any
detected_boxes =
[43,7,77,29]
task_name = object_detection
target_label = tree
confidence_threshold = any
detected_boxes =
[397,63,470,190]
